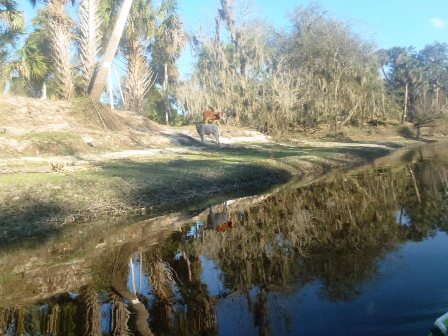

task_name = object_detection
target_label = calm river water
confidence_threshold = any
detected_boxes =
[1,143,448,335]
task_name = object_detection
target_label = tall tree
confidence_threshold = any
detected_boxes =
[418,42,448,110]
[47,0,75,99]
[384,47,421,123]
[10,26,50,97]
[0,0,24,87]
[151,0,186,124]
[121,0,155,113]
[89,0,133,100]
[286,5,384,128]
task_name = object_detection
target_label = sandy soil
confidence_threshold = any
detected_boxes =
[0,95,276,173]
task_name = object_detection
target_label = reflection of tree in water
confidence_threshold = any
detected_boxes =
[143,241,217,335]
[194,150,448,303]
[398,149,448,238]
[3,145,448,335]
[109,292,131,336]
[0,291,133,335]
[78,285,101,335]
[145,250,175,335]
[0,294,78,335]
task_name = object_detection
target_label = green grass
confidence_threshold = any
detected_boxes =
[0,141,401,248]
[19,131,81,141]
[0,273,18,286]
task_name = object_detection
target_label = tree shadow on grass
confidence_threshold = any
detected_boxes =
[216,142,394,162]
[309,145,393,161]
[161,132,201,146]
[0,199,69,249]
[98,158,293,215]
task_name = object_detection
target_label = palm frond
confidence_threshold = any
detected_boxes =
[124,42,155,113]
[0,9,24,32]
[47,0,74,99]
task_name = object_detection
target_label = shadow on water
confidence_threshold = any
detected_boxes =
[2,143,448,335]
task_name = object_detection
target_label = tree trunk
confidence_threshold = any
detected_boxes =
[402,82,408,124]
[89,0,133,101]
[340,101,359,128]
[108,71,114,109]
[435,80,439,110]
[41,82,47,100]
[164,61,169,125]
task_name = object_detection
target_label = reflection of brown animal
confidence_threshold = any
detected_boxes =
[203,111,223,124]
[216,222,233,232]
[206,202,233,232]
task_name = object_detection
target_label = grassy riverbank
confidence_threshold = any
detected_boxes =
[0,95,440,246]
[0,141,412,245]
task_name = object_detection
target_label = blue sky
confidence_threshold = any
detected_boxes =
[175,0,448,49]
[18,0,448,78]
[175,0,448,77]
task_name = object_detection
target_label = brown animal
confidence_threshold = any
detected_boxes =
[203,111,223,124]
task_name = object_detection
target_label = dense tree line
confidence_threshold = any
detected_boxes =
[1,0,447,132]
[178,2,448,134]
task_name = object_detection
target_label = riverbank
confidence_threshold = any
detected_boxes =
[0,95,441,246]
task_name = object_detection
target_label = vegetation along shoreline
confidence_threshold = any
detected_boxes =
[0,94,438,246]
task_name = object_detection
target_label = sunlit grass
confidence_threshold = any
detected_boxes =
[0,140,398,249]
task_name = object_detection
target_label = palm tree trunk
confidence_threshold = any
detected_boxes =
[89,0,133,101]
[79,0,102,94]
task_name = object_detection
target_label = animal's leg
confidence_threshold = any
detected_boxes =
[215,131,220,145]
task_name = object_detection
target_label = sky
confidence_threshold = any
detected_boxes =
[18,0,448,78]
[175,0,448,78]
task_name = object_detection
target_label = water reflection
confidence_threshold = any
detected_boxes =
[1,144,448,335]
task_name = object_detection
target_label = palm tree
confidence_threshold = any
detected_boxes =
[89,0,133,100]
[152,0,186,124]
[47,0,75,99]
[121,0,155,113]
[78,0,102,94]
[0,0,24,87]
[0,0,24,41]
[10,27,50,97]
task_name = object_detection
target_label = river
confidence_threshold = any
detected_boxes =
[1,143,448,335]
